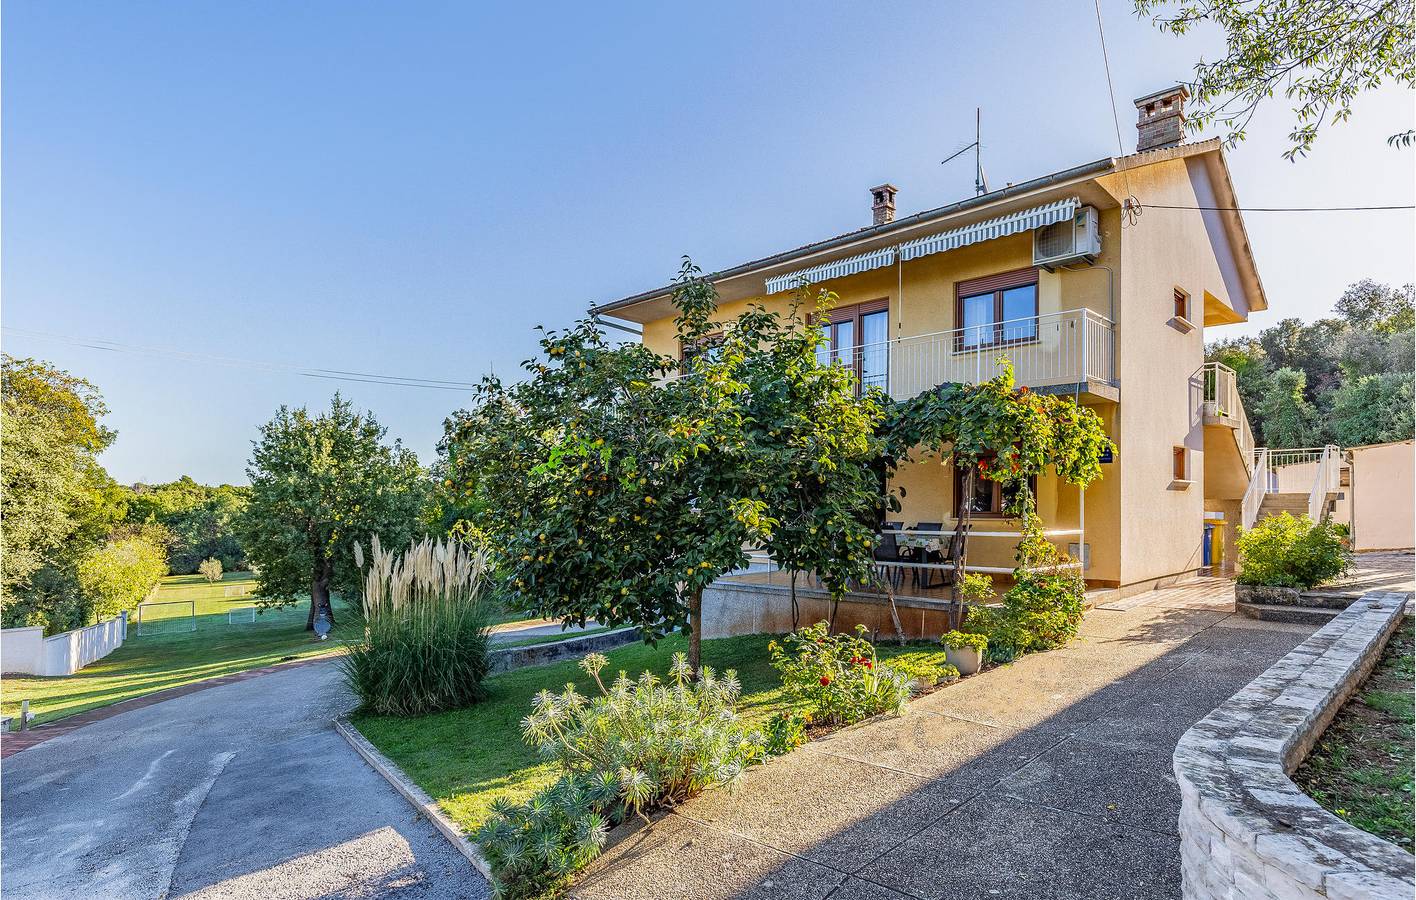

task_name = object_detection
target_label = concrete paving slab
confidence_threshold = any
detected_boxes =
[679,749,958,874]
[994,736,1182,834]
[571,814,848,900]
[821,876,917,900]
[856,793,1182,900]
[806,709,1061,789]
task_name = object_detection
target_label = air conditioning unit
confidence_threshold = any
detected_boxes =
[1033,205,1101,269]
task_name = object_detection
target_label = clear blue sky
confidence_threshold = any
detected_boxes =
[4,1,1412,485]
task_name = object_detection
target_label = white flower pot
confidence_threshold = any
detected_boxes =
[944,645,983,676]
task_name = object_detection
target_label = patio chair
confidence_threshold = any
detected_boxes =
[909,523,944,589]
[872,531,905,591]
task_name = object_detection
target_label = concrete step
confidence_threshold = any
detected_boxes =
[1235,601,1341,625]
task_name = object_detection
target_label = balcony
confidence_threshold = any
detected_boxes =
[830,309,1117,402]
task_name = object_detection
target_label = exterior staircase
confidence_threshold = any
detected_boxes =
[1244,445,1344,529]
[1256,492,1307,521]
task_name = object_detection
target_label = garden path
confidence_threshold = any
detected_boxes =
[573,578,1325,900]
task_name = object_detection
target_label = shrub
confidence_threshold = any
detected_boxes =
[341,535,492,716]
[475,773,615,899]
[198,557,223,583]
[939,630,988,653]
[768,622,910,725]
[475,651,762,899]
[962,555,1085,663]
[957,572,996,603]
[1237,513,1351,589]
[75,532,169,620]
[763,709,810,756]
[881,651,959,686]
[1002,567,1086,652]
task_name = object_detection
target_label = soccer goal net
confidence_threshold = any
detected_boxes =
[227,606,264,625]
[136,600,197,635]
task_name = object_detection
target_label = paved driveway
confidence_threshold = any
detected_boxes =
[571,579,1328,900]
[1,660,488,900]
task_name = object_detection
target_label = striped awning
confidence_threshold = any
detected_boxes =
[764,246,897,295]
[763,196,1080,294]
[899,197,1078,261]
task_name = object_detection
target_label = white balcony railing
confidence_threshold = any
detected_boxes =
[827,309,1115,400]
[1202,361,1255,469]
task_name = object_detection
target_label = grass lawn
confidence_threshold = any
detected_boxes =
[1,572,353,726]
[352,633,955,835]
[1295,620,1414,851]
[354,634,794,833]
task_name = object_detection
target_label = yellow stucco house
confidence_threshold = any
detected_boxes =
[589,86,1270,623]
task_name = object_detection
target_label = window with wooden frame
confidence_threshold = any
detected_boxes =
[1173,287,1190,321]
[955,268,1041,351]
[815,298,890,392]
[1172,446,1188,482]
[953,456,1037,517]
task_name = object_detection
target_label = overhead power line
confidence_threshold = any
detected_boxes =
[1,326,482,392]
[1137,203,1415,212]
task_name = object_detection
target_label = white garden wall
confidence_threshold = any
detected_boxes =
[1,612,128,676]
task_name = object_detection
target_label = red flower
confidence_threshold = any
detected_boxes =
[820,675,832,686]
[865,661,873,669]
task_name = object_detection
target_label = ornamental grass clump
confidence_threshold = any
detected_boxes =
[475,651,764,899]
[341,535,492,717]
[768,621,910,725]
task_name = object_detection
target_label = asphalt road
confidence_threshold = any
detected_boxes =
[1,660,489,899]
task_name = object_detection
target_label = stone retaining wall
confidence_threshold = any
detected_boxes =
[1174,591,1415,900]
[487,626,639,674]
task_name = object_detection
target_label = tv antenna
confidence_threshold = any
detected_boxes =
[941,107,989,196]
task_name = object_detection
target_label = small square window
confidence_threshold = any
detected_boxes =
[1173,288,1189,320]
[1172,446,1187,481]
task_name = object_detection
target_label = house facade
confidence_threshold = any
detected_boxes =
[590,87,1269,608]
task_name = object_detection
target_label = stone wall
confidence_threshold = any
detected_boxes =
[1173,591,1414,900]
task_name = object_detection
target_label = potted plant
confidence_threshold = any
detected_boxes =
[940,630,988,676]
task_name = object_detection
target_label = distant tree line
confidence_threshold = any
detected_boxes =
[125,476,250,575]
[1207,280,1414,449]
[1,355,257,634]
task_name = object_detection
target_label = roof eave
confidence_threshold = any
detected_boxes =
[589,156,1117,320]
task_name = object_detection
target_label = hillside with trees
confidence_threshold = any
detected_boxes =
[1208,280,1414,449]
[125,476,250,574]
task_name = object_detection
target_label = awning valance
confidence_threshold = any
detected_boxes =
[763,197,1080,294]
[899,197,1078,261]
[764,246,897,295]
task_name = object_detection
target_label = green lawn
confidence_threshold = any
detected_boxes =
[1295,620,1414,851]
[353,634,793,833]
[1,572,352,725]
[353,634,953,835]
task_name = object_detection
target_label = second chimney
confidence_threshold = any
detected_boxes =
[870,183,898,226]
[1134,85,1189,152]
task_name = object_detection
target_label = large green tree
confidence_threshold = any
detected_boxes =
[238,395,426,630]
[1136,0,1415,158]
[1255,367,1318,448]
[1328,372,1415,446]
[444,262,887,672]
[1,356,127,632]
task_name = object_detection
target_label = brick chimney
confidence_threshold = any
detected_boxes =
[870,183,898,226]
[1134,85,1189,152]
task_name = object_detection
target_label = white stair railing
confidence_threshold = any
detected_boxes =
[1306,444,1341,522]
[1242,447,1269,529]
